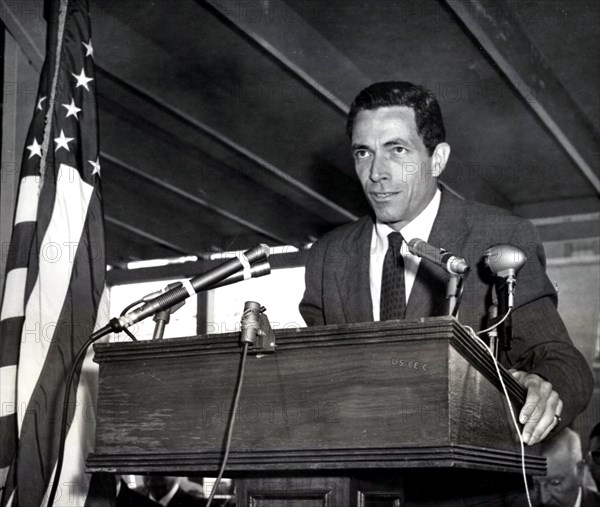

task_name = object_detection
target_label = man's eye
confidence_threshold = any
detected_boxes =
[392,146,406,154]
[549,479,563,486]
[354,150,370,159]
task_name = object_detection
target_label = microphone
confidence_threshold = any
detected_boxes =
[107,244,270,332]
[408,238,470,275]
[484,244,527,308]
[240,301,262,345]
[211,260,271,289]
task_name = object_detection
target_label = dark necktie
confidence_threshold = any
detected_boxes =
[380,232,406,321]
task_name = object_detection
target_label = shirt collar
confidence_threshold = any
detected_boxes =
[374,188,441,253]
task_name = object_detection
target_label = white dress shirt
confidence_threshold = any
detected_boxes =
[370,189,441,321]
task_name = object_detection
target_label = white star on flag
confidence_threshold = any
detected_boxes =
[82,39,94,57]
[26,137,42,158]
[54,129,75,151]
[37,96,47,111]
[89,157,101,175]
[72,68,93,90]
[62,98,82,119]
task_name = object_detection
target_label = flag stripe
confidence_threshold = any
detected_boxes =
[0,271,27,321]
[4,223,37,273]
[0,468,8,491]
[0,366,17,415]
[0,318,23,368]
[14,177,40,225]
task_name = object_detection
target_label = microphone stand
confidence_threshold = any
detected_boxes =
[446,274,460,317]
[151,281,187,340]
[152,303,186,340]
[446,270,469,318]
[495,279,513,352]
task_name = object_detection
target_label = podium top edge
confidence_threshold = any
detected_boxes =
[94,316,462,357]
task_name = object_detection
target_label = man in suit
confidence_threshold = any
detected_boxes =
[588,422,600,492]
[534,428,600,506]
[142,476,209,507]
[116,477,160,507]
[300,81,592,446]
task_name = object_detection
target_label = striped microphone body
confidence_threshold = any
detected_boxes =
[408,238,469,275]
[112,244,270,331]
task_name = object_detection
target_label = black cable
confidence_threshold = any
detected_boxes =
[46,326,114,506]
[120,299,145,316]
[206,342,249,507]
[121,327,138,341]
[119,301,146,341]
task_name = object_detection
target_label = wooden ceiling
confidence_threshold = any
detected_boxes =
[5,0,600,267]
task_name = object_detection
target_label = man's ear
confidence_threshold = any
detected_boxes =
[431,142,451,178]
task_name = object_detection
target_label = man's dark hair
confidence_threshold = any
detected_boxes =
[346,81,446,156]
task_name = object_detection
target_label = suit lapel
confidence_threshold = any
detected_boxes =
[335,215,374,323]
[406,189,471,318]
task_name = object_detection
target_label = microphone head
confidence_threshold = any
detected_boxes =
[258,243,271,257]
[244,244,271,263]
[408,238,437,261]
[250,260,271,278]
[485,244,527,278]
[407,238,424,256]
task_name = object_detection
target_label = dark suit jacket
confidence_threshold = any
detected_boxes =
[116,480,160,507]
[300,189,592,428]
[582,487,600,507]
[166,488,209,507]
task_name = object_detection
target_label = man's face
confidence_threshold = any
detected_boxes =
[351,106,448,231]
[535,446,582,507]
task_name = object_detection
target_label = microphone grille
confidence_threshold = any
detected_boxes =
[407,238,424,255]
[485,244,527,275]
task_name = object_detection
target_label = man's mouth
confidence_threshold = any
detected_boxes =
[370,191,399,201]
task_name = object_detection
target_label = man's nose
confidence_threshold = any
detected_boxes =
[538,484,551,505]
[369,153,389,181]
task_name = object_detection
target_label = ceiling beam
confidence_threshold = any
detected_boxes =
[445,0,600,194]
[514,196,600,219]
[204,0,372,114]
[0,0,45,71]
[96,67,358,224]
[105,215,192,257]
[100,151,291,246]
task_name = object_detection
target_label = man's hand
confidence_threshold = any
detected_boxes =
[510,370,563,445]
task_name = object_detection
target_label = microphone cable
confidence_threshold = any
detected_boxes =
[46,325,114,506]
[464,324,533,507]
[47,287,191,503]
[205,342,249,507]
[476,307,512,336]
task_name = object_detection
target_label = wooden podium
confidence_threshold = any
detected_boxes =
[87,316,544,505]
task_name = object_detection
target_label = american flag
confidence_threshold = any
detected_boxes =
[0,0,108,505]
